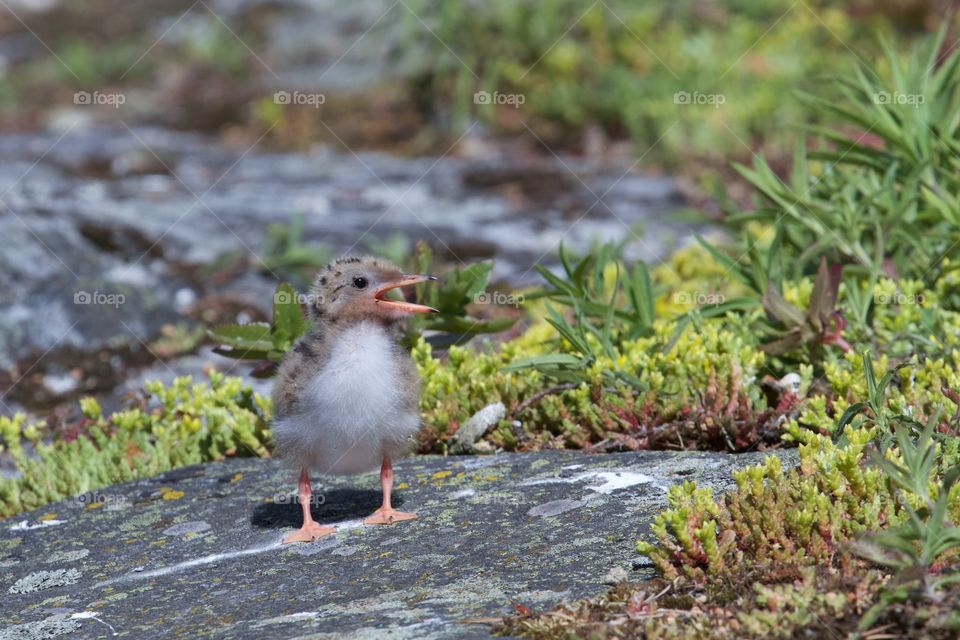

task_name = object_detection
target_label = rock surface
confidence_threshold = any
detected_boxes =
[0,449,793,639]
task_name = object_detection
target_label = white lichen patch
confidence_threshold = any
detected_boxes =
[70,611,117,636]
[9,519,65,532]
[311,590,431,623]
[44,549,90,564]
[8,568,82,594]
[251,611,321,627]
[0,614,79,639]
[580,471,656,494]
[521,469,657,495]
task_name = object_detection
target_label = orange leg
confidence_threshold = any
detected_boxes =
[363,455,417,525]
[282,468,336,544]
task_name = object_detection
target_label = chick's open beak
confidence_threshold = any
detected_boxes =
[373,274,439,314]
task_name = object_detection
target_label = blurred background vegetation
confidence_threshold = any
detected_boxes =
[0,1,950,174]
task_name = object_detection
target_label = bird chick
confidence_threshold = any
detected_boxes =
[271,255,437,544]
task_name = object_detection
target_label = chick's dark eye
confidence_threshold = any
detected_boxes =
[352,276,368,289]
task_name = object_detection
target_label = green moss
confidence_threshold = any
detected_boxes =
[415,316,767,451]
[0,372,271,518]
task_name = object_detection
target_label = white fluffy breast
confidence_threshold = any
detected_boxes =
[308,322,402,426]
[273,321,420,475]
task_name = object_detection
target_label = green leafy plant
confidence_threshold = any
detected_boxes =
[728,28,960,284]
[536,243,657,338]
[761,257,851,356]
[695,228,785,299]
[855,418,960,628]
[834,351,911,447]
[507,243,654,384]
[207,282,308,376]
[405,241,517,346]
[505,305,601,383]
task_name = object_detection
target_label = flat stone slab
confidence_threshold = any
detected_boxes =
[0,450,791,639]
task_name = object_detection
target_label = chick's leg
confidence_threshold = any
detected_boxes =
[364,454,417,525]
[282,468,336,544]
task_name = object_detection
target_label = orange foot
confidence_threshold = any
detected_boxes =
[363,508,418,525]
[282,522,336,544]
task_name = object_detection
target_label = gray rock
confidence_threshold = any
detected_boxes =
[603,566,630,585]
[450,402,506,453]
[0,450,794,638]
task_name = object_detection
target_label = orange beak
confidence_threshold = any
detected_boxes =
[373,274,439,314]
